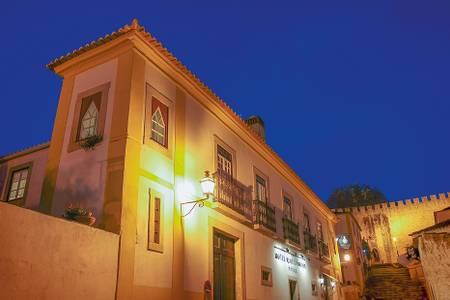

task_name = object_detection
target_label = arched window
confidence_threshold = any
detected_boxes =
[151,107,166,146]
[79,101,99,140]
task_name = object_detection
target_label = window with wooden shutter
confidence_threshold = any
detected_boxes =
[3,162,33,206]
[148,189,164,252]
[150,98,169,147]
[255,175,267,203]
[283,196,293,220]
[153,197,161,244]
[304,212,310,232]
[317,222,323,240]
[68,83,110,152]
[77,92,101,141]
[217,144,233,177]
[7,168,29,201]
[261,266,273,287]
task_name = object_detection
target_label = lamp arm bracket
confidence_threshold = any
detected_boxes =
[180,196,210,218]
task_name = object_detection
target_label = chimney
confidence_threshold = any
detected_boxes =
[245,115,265,141]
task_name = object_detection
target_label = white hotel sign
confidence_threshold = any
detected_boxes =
[274,245,307,274]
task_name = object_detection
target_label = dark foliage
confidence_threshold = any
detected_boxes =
[327,184,387,208]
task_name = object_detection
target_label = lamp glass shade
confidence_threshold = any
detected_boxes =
[343,254,351,262]
[200,172,215,195]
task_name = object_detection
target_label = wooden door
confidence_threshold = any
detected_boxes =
[289,279,299,300]
[213,231,236,300]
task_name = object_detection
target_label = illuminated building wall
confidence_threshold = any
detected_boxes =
[335,212,365,300]
[333,193,450,263]
[0,20,344,300]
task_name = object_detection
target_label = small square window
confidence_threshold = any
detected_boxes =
[6,167,30,202]
[261,266,272,287]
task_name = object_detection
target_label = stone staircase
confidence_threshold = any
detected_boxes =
[363,264,428,300]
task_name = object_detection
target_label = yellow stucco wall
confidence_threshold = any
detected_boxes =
[0,202,119,300]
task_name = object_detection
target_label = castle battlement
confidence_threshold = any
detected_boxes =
[332,192,450,264]
[332,192,450,214]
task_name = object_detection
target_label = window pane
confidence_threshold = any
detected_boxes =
[12,172,21,182]
[19,179,26,188]
[217,145,233,176]
[17,188,24,198]
[8,168,29,201]
[9,190,17,200]
[284,197,292,219]
[79,101,98,140]
[11,181,18,190]
[151,108,166,146]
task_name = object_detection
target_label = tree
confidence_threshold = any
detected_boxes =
[327,184,387,208]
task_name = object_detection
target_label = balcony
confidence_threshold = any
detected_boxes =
[253,200,276,233]
[282,217,300,245]
[318,239,330,263]
[213,170,253,221]
[304,230,318,253]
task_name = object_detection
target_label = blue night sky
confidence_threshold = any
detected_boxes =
[1,1,449,202]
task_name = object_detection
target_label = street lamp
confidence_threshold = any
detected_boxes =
[393,237,399,257]
[200,171,215,196]
[181,171,215,218]
[319,277,324,285]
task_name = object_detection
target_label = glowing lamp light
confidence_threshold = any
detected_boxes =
[181,170,216,218]
[344,254,351,262]
[200,170,215,196]
[393,237,397,242]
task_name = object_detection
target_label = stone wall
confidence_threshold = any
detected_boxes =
[333,193,450,263]
[419,233,450,300]
[0,202,119,300]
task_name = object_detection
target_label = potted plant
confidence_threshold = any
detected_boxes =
[64,203,96,226]
[79,134,103,151]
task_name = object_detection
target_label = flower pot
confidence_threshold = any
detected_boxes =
[74,215,96,226]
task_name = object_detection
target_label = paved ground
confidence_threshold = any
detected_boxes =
[363,264,428,300]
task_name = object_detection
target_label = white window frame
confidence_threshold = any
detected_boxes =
[7,168,29,201]
[151,107,166,146]
[79,101,99,140]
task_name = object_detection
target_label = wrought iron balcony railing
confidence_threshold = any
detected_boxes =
[304,230,318,253]
[253,199,276,232]
[282,217,300,245]
[318,239,330,261]
[213,170,252,221]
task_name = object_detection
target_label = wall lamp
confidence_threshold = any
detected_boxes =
[319,277,324,285]
[181,171,215,218]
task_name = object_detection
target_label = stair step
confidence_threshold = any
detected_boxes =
[364,264,428,300]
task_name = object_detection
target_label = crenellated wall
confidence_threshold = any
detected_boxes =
[332,193,450,263]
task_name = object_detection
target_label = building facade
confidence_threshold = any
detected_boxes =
[0,20,342,300]
[332,194,450,264]
[409,207,450,300]
[334,212,365,300]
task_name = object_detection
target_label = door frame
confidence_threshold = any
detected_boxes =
[288,276,300,300]
[208,217,246,300]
